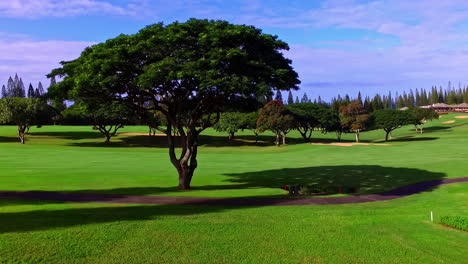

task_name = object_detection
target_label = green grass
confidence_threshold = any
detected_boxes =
[0,113,467,197]
[0,113,467,263]
[0,183,466,263]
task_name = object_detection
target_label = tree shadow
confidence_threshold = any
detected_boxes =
[0,165,451,234]
[0,136,20,143]
[68,134,359,148]
[375,136,439,143]
[29,131,103,140]
[12,165,444,197]
[0,203,230,234]
[222,165,446,195]
[423,126,452,132]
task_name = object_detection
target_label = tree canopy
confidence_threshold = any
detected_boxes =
[0,97,52,144]
[214,112,245,141]
[257,100,295,145]
[339,100,370,142]
[409,108,439,134]
[48,19,300,189]
[372,109,412,141]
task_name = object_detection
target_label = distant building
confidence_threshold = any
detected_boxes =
[419,103,468,113]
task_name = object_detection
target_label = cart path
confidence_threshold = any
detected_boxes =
[0,177,467,207]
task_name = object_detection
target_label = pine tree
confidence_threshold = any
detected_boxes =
[274,90,283,102]
[447,91,457,105]
[6,76,14,97]
[408,89,415,107]
[287,91,294,105]
[36,82,45,97]
[1,85,6,98]
[295,96,299,104]
[17,78,26,97]
[301,93,308,103]
[357,91,362,105]
[27,83,35,98]
[439,87,444,103]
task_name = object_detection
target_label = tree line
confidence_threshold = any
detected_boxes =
[1,74,47,99]
[283,83,468,114]
[213,99,438,145]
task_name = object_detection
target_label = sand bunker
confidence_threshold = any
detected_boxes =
[312,143,390,147]
[455,115,468,119]
[119,132,167,136]
[442,120,456,124]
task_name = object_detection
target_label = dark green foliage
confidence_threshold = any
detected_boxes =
[339,100,370,142]
[214,111,261,141]
[287,91,294,105]
[27,83,35,98]
[439,216,468,231]
[48,19,299,189]
[61,104,88,125]
[1,85,6,98]
[75,102,134,143]
[0,97,52,143]
[214,112,245,140]
[287,103,335,142]
[409,108,439,134]
[146,110,167,136]
[372,109,413,141]
[257,100,295,145]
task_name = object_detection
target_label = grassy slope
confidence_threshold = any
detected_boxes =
[0,113,467,197]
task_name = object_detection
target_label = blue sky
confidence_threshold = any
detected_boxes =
[1,0,468,100]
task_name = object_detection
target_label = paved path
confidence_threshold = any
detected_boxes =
[0,177,467,207]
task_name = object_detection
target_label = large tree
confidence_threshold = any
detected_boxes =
[287,103,328,142]
[48,19,299,189]
[372,109,412,141]
[214,112,245,141]
[67,102,134,143]
[339,100,369,143]
[257,100,295,145]
[0,98,51,144]
[409,108,439,134]
[240,111,260,143]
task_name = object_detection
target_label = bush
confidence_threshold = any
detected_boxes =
[440,216,468,231]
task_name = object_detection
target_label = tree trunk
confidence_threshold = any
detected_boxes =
[355,130,360,143]
[254,132,258,143]
[167,125,199,190]
[282,134,286,145]
[385,130,390,141]
[105,134,111,143]
[275,132,280,146]
[177,165,195,189]
[228,132,234,141]
[17,126,26,144]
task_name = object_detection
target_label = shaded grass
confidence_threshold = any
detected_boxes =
[0,183,466,263]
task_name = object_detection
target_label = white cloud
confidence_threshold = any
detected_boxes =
[0,37,93,88]
[0,0,144,18]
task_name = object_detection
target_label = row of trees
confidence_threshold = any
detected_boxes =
[214,100,439,145]
[1,74,47,99]
[280,85,468,113]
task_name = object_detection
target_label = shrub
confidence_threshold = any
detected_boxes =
[440,216,468,231]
